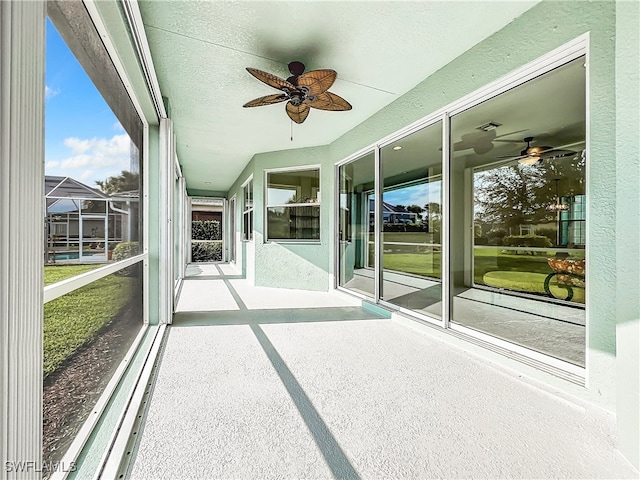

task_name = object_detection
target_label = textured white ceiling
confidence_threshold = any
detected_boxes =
[138,1,541,192]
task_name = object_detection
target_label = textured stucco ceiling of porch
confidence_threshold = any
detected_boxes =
[138,1,541,193]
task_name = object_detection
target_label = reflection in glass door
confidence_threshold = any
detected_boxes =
[449,57,586,367]
[380,122,443,319]
[337,151,376,298]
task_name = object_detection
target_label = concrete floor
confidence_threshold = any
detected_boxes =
[127,264,635,479]
[345,269,585,366]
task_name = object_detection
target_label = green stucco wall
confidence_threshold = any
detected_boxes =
[251,146,332,291]
[614,0,640,469]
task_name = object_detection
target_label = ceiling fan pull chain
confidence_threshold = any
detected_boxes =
[291,120,293,142]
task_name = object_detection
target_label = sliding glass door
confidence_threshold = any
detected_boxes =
[380,122,443,319]
[336,53,586,370]
[337,150,376,298]
[449,57,586,367]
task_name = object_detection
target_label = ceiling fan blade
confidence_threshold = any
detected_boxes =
[243,94,288,108]
[454,129,526,153]
[246,68,296,91]
[492,129,529,141]
[286,102,310,124]
[541,149,577,159]
[296,69,337,95]
[306,92,352,111]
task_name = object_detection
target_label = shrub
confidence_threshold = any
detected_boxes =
[487,228,507,246]
[191,241,222,262]
[487,228,507,239]
[112,241,139,261]
[536,227,557,243]
[112,241,140,276]
[502,235,553,248]
[192,220,221,241]
[383,223,426,233]
[475,236,489,246]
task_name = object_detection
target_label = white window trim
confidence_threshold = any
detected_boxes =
[242,175,254,242]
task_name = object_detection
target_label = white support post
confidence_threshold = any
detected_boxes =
[158,119,174,323]
[0,2,46,478]
[177,176,187,280]
[441,113,451,328]
[374,147,382,301]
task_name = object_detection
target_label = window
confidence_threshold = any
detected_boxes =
[44,8,144,474]
[266,168,320,241]
[242,178,253,241]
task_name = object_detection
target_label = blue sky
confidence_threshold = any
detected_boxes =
[45,19,131,188]
[383,183,441,214]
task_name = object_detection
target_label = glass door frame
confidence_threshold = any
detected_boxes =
[375,115,448,328]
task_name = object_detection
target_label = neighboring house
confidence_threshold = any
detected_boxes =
[369,199,420,226]
[45,175,138,261]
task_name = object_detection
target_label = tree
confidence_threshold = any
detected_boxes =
[96,170,139,194]
[424,202,442,233]
[406,205,424,215]
[474,149,586,230]
[424,202,441,217]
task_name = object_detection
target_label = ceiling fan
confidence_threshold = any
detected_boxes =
[243,61,352,124]
[498,136,577,166]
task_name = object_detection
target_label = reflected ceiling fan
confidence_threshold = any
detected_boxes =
[243,61,352,124]
[453,128,527,155]
[498,136,577,166]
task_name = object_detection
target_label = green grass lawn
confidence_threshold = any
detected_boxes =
[382,253,441,278]
[378,246,585,304]
[372,232,436,243]
[43,271,134,376]
[44,264,104,286]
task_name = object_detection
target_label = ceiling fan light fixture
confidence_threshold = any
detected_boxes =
[518,155,542,166]
[393,146,402,151]
[546,203,569,212]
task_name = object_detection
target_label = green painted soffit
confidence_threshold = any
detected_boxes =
[187,189,228,198]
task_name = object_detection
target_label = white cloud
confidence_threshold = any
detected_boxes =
[60,154,92,169]
[48,134,132,186]
[61,134,130,168]
[78,170,95,183]
[45,86,60,99]
[113,121,124,132]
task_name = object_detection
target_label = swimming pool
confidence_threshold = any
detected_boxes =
[48,251,102,261]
